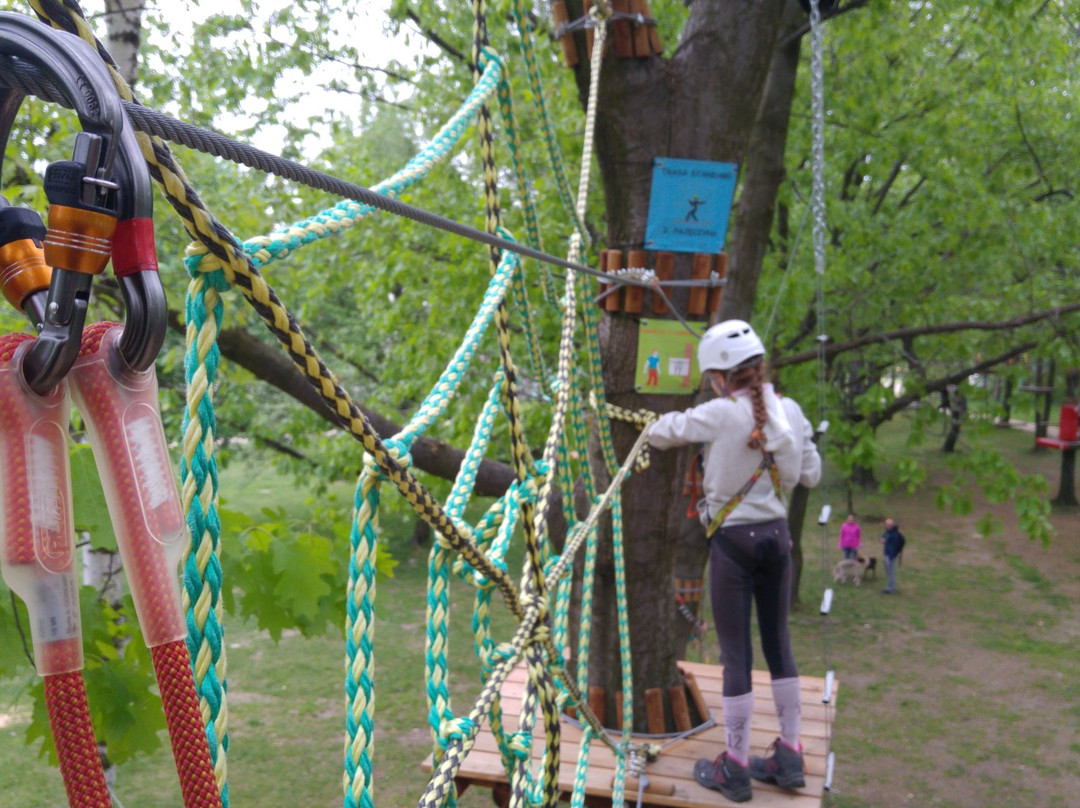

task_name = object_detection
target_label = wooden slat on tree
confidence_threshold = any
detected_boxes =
[652,251,674,314]
[596,248,610,308]
[647,0,663,54]
[624,249,646,313]
[683,669,711,725]
[611,0,634,57]
[551,0,579,67]
[644,688,666,734]
[688,253,712,316]
[604,249,623,312]
[584,0,594,60]
[589,684,606,726]
[675,577,704,603]
[628,0,656,56]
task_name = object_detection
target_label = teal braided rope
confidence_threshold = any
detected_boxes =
[419,607,539,808]
[610,495,632,804]
[569,383,597,501]
[528,247,578,543]
[493,72,546,261]
[180,258,232,807]
[571,505,600,805]
[509,0,580,231]
[447,373,504,520]
[399,251,518,445]
[190,55,504,278]
[511,645,549,807]
[569,724,593,808]
[507,229,555,399]
[425,534,456,808]
[493,69,561,311]
[471,506,519,783]
[344,460,383,808]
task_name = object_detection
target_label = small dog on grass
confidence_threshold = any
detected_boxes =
[832,555,876,585]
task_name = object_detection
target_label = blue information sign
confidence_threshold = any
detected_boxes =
[644,157,738,253]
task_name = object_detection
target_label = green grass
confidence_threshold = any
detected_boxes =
[3,416,1080,806]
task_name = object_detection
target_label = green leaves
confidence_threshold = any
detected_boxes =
[69,444,116,552]
[219,503,397,641]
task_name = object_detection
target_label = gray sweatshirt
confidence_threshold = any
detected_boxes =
[648,384,821,527]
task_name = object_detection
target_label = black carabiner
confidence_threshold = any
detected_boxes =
[3,14,167,374]
[0,14,166,390]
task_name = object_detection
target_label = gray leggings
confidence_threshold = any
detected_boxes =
[709,517,798,697]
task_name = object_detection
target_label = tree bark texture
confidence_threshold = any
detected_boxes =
[565,0,790,730]
[104,0,142,89]
[720,1,806,324]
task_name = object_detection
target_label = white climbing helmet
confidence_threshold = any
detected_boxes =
[697,319,765,372]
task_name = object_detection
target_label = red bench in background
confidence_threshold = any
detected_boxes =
[1035,404,1079,506]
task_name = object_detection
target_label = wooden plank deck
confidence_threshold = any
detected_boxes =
[431,661,838,807]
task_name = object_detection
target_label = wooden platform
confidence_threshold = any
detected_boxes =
[434,661,838,807]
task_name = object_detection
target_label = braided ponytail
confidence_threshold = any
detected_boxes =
[728,363,768,449]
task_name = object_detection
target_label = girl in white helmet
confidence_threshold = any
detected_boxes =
[648,319,821,803]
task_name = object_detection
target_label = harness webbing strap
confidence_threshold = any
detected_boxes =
[706,451,783,537]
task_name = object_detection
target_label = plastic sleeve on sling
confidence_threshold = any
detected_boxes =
[112,218,158,277]
[0,340,83,676]
[70,325,187,647]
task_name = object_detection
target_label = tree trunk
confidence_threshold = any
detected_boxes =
[104,0,143,91]
[719,1,807,325]
[566,0,790,731]
[942,390,966,453]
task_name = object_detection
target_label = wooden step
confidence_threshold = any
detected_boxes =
[424,660,838,807]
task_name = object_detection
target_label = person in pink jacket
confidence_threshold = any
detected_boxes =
[838,513,861,560]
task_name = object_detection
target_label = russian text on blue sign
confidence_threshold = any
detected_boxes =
[644,157,738,254]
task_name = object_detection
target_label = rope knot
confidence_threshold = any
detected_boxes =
[364,438,414,482]
[438,716,476,750]
[516,477,540,507]
[589,0,614,23]
[477,47,504,76]
[383,438,413,470]
[507,730,532,760]
[183,245,232,291]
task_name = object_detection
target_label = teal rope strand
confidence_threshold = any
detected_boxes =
[180,257,232,808]
[344,457,385,808]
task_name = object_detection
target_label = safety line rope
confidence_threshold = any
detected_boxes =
[809,0,837,755]
[0,50,722,298]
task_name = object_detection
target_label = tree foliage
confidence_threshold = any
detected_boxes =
[0,0,1076,765]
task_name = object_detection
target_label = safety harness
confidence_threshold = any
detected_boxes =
[706,449,784,538]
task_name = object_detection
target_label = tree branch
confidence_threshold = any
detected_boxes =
[779,0,870,48]
[773,302,1080,368]
[404,10,468,63]
[866,342,1037,427]
[872,156,905,216]
[166,311,517,497]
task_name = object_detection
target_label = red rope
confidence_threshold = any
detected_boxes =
[72,323,221,807]
[152,641,222,808]
[1,333,108,806]
[44,672,111,808]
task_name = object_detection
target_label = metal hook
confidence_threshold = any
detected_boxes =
[0,14,165,391]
